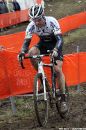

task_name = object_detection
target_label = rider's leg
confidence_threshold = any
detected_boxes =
[54,60,65,94]
[54,61,68,113]
[29,46,40,71]
[29,46,45,92]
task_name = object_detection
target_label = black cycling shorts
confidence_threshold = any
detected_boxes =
[35,40,63,61]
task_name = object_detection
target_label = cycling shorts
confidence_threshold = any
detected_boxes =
[35,40,63,61]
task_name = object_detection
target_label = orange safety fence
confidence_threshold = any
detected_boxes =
[0,9,86,29]
[0,51,86,99]
[58,11,86,34]
[0,10,29,28]
[0,12,86,99]
[0,0,43,28]
[36,0,43,4]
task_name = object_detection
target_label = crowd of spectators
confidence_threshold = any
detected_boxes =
[0,0,20,14]
[0,0,21,32]
[6,0,21,12]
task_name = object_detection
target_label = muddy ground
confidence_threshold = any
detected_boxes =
[0,89,86,130]
[0,0,86,129]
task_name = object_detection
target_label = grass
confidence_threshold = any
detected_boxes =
[0,97,34,122]
[45,0,86,19]
[63,27,86,44]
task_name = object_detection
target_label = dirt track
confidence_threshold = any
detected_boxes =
[0,90,86,130]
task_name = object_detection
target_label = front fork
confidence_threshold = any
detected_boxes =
[38,61,47,101]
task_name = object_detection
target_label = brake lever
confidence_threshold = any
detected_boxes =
[19,60,25,69]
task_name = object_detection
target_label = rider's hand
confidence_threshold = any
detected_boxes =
[17,52,25,61]
[52,48,58,57]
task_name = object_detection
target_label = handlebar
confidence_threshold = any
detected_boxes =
[19,53,49,69]
[19,50,57,69]
[24,54,49,59]
[19,60,25,69]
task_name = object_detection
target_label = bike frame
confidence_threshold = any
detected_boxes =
[19,53,57,101]
[38,60,47,101]
[37,58,52,101]
[37,55,57,101]
[19,54,69,125]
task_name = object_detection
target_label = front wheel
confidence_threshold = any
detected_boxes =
[34,73,49,126]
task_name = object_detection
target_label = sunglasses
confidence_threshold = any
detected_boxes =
[32,17,43,22]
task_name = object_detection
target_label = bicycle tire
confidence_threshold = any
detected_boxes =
[34,73,49,126]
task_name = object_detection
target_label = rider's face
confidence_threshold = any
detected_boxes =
[33,17,45,28]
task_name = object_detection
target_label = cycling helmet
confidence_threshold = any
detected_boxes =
[29,4,44,19]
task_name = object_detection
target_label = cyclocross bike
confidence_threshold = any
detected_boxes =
[19,50,69,127]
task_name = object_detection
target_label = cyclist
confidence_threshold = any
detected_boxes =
[18,4,68,113]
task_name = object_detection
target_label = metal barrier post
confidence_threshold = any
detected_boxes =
[10,96,16,115]
[77,46,80,92]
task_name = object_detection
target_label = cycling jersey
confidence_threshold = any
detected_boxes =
[25,16,61,40]
[21,16,63,60]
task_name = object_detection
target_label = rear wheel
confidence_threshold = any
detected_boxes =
[34,73,49,126]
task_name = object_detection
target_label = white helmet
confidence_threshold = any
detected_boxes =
[29,4,44,19]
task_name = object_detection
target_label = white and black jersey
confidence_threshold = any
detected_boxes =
[21,16,63,60]
[25,16,61,40]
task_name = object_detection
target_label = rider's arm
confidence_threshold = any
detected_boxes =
[21,22,35,53]
[21,38,31,53]
[52,18,63,51]
[54,34,63,50]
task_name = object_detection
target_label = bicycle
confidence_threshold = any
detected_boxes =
[19,50,69,126]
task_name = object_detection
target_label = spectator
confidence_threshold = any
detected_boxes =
[0,0,8,14]
[12,0,21,26]
[6,0,14,12]
[0,0,8,31]
[12,0,21,11]
[6,0,16,28]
